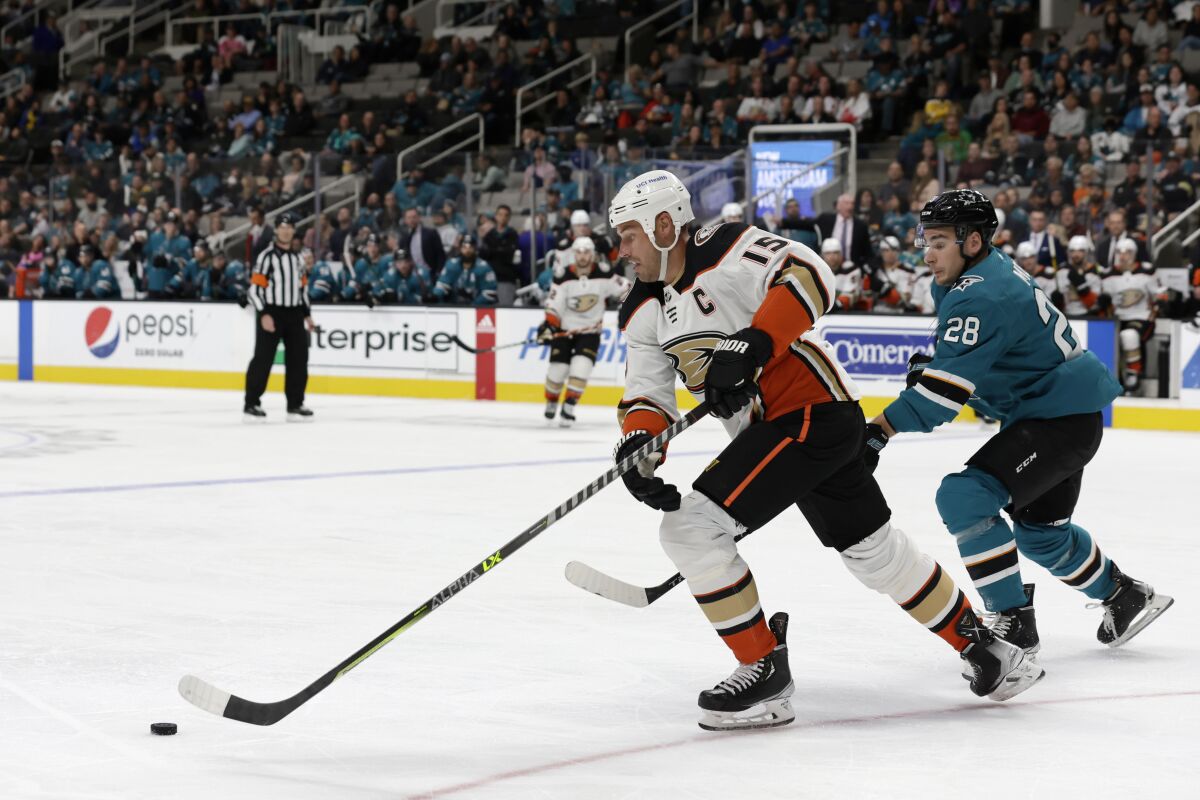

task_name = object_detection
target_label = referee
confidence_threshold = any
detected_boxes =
[243,212,314,421]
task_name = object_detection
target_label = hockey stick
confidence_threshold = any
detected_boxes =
[178,403,710,726]
[564,529,754,608]
[450,324,603,355]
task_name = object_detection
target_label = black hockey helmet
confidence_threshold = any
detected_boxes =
[276,210,299,228]
[916,190,997,255]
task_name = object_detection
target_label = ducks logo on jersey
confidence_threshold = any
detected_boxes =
[1115,287,1146,309]
[663,332,724,392]
[569,294,601,313]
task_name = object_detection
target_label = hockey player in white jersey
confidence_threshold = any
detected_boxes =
[608,170,1038,732]
[538,237,629,426]
[1015,241,1057,297]
[870,236,915,314]
[1101,238,1163,391]
[823,238,865,310]
[1052,236,1103,316]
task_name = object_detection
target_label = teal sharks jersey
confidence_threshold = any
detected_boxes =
[884,247,1121,432]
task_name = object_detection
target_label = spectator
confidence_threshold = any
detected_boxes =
[1024,209,1064,268]
[522,146,557,195]
[1112,159,1145,210]
[400,207,445,278]
[1123,85,1157,134]
[877,161,911,209]
[911,160,940,207]
[836,79,872,132]
[1095,209,1148,269]
[1156,66,1187,120]
[1157,153,1196,214]
[480,204,520,305]
[965,74,1002,133]
[1132,6,1168,52]
[956,142,993,187]
[935,115,971,164]
[317,46,349,85]
[1169,83,1200,138]
[1011,90,1050,141]
[1132,107,1171,158]
[817,193,872,268]
[316,80,350,119]
[1050,91,1087,139]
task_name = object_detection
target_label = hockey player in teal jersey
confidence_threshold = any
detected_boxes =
[431,235,498,305]
[307,251,343,304]
[200,252,248,302]
[866,190,1173,664]
[341,234,390,303]
[75,245,120,299]
[169,242,210,298]
[373,248,432,305]
[38,253,77,298]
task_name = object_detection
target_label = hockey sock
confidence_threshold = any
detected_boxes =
[1014,520,1116,601]
[841,523,971,652]
[544,361,568,403]
[661,493,775,664]
[937,468,1028,612]
[694,568,776,664]
[564,355,593,407]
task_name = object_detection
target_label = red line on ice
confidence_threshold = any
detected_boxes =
[406,689,1200,799]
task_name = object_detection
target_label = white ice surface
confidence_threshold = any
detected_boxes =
[1,383,1196,800]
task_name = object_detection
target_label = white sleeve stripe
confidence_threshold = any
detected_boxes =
[922,368,976,394]
[913,383,964,412]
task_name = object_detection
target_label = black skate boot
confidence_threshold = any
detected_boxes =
[243,403,267,422]
[984,583,1041,659]
[1092,566,1174,647]
[698,612,795,732]
[558,402,577,428]
[957,607,1044,702]
[286,405,314,422]
[544,400,557,421]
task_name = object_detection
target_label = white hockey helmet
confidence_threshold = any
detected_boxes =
[880,235,901,252]
[572,236,596,253]
[1015,241,1037,260]
[821,238,842,255]
[721,201,743,222]
[1115,237,1138,254]
[609,169,694,281]
[570,209,591,228]
[992,208,1006,243]
[1068,235,1092,253]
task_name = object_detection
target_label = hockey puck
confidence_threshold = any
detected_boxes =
[150,722,177,736]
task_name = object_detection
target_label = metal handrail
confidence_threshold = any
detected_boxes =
[98,0,173,59]
[1151,195,1200,256]
[166,6,368,47]
[221,174,360,254]
[59,6,129,80]
[435,0,500,32]
[0,67,27,102]
[396,113,484,178]
[0,0,73,45]
[513,53,596,146]
[623,0,699,84]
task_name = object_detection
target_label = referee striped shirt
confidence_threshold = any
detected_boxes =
[249,242,310,312]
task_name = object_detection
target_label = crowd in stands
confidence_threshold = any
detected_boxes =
[1,1,1198,325]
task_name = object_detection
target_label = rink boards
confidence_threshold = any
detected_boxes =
[3,299,1199,431]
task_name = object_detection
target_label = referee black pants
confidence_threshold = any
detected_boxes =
[244,305,308,409]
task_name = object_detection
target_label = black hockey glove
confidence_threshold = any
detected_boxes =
[704,327,773,419]
[1066,268,1089,291]
[862,422,889,474]
[536,319,560,344]
[906,352,933,388]
[614,430,680,511]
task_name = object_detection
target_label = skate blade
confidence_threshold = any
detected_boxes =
[286,415,314,423]
[1107,593,1174,648]
[558,418,575,428]
[988,657,1045,702]
[698,697,795,732]
[242,414,267,424]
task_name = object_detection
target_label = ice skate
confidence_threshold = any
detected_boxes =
[286,405,314,422]
[1091,567,1173,648]
[983,583,1041,659]
[558,403,576,428]
[544,400,558,421]
[698,612,795,731]
[957,607,1044,702]
[243,404,267,423]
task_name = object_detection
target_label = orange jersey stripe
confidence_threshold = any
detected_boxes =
[724,437,790,506]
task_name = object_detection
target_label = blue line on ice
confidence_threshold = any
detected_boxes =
[0,433,985,499]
